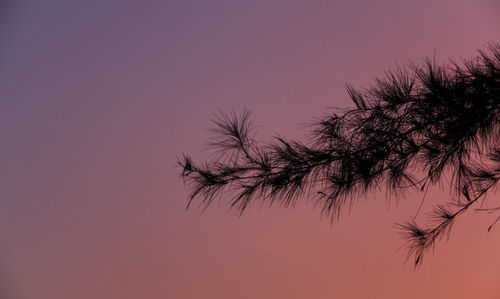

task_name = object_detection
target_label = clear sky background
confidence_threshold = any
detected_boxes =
[1,1,500,298]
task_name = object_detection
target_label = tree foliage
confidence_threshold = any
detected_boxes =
[179,43,500,266]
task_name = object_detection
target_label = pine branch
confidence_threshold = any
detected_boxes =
[179,43,500,266]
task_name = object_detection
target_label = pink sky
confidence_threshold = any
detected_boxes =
[1,1,500,298]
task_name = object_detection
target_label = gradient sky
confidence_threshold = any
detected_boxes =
[1,1,500,298]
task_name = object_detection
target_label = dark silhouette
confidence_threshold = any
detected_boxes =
[179,43,500,266]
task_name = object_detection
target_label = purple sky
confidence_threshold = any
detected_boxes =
[1,1,500,298]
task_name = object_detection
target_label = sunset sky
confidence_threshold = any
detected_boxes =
[1,1,500,298]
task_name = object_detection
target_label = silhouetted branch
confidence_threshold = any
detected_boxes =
[179,43,500,266]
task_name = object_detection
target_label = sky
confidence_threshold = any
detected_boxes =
[1,0,500,298]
